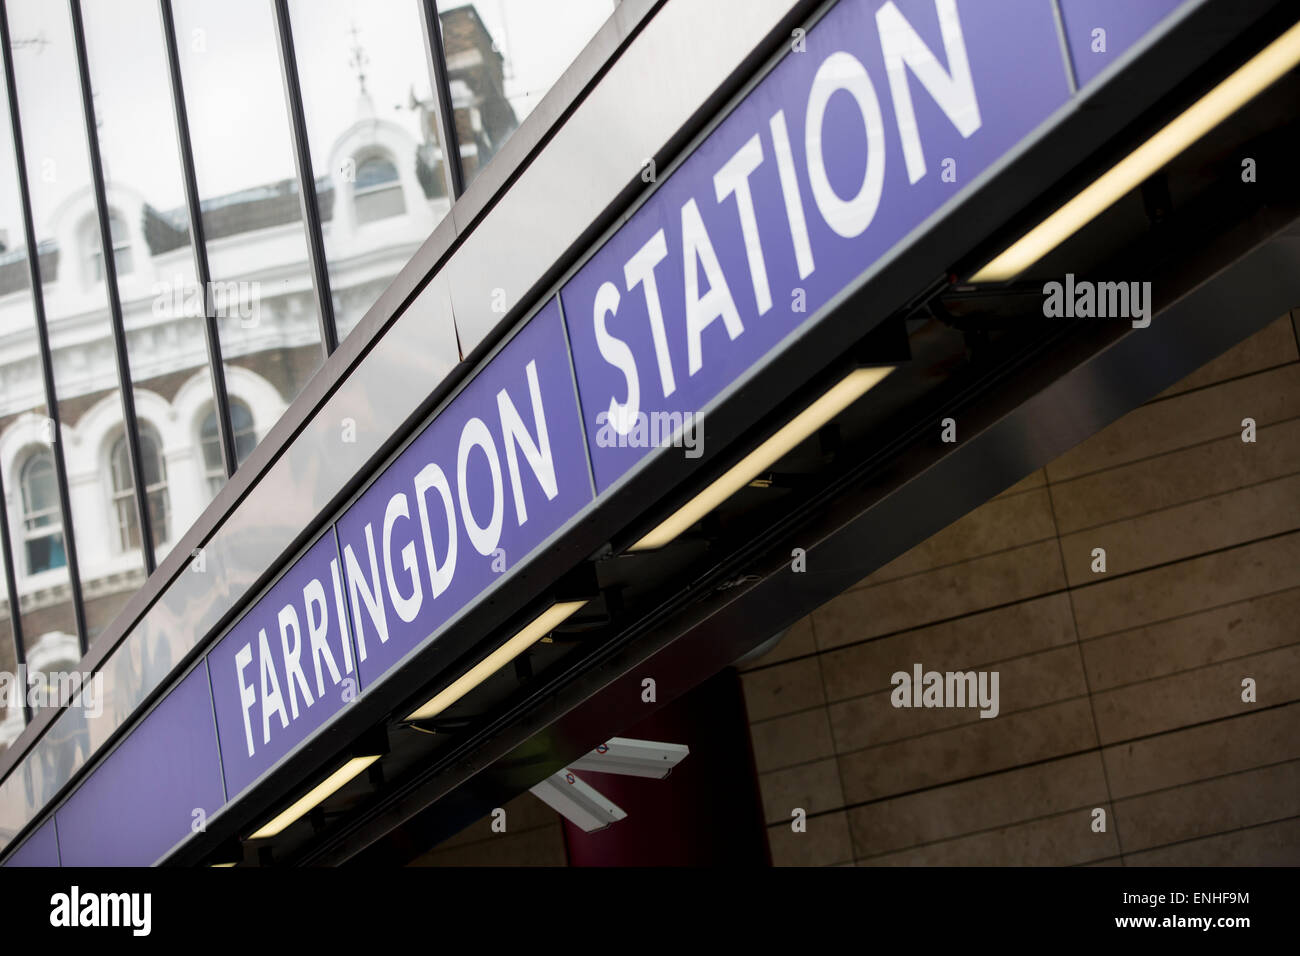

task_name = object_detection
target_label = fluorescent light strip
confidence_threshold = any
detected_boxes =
[249,754,380,840]
[406,600,588,722]
[628,366,894,552]
[970,18,1300,283]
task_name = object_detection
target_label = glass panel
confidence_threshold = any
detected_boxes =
[9,0,147,646]
[0,4,86,667]
[288,0,454,341]
[199,399,255,495]
[171,0,321,458]
[439,0,615,184]
[80,0,227,564]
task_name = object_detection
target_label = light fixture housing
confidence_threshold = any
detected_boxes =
[529,769,628,833]
[970,18,1300,283]
[568,737,690,779]
[627,366,894,552]
[405,599,588,722]
[249,754,381,840]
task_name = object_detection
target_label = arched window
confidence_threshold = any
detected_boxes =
[109,425,169,552]
[84,211,133,282]
[353,154,405,224]
[23,631,80,716]
[19,449,65,574]
[199,401,257,494]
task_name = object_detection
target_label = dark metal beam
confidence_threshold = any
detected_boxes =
[418,0,465,199]
[0,461,30,724]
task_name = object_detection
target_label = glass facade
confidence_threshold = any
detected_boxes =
[0,0,616,757]
[439,0,615,183]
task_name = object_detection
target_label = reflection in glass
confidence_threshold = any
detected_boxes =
[172,0,321,450]
[288,0,454,340]
[80,0,239,570]
[0,5,83,693]
[19,450,64,573]
[86,211,132,282]
[7,0,144,648]
[440,0,615,184]
[109,425,169,553]
[200,400,255,495]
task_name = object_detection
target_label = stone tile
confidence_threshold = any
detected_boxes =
[1070,533,1300,640]
[1058,474,1300,585]
[857,809,1119,866]
[740,656,825,722]
[749,707,836,773]
[838,697,1098,804]
[1047,363,1300,482]
[735,615,818,671]
[812,540,1066,650]
[1090,645,1300,745]
[1082,588,1300,691]
[1124,817,1300,866]
[767,810,853,866]
[759,757,845,825]
[828,646,1088,753]
[1050,418,1300,535]
[1114,760,1300,853]
[820,594,1077,702]
[413,821,567,866]
[1103,703,1300,798]
[1156,315,1298,399]
[847,752,1108,859]
[867,488,1057,584]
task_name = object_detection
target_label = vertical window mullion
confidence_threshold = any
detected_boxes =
[0,0,90,656]
[67,0,156,575]
[271,0,338,358]
[419,0,466,200]
[158,0,238,479]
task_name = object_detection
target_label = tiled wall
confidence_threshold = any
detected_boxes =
[740,312,1300,866]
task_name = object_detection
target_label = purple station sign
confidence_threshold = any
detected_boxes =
[334,297,594,690]
[1,0,1205,865]
[53,666,224,866]
[207,532,358,798]
[561,0,1072,492]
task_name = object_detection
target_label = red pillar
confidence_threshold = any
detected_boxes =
[561,667,770,866]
